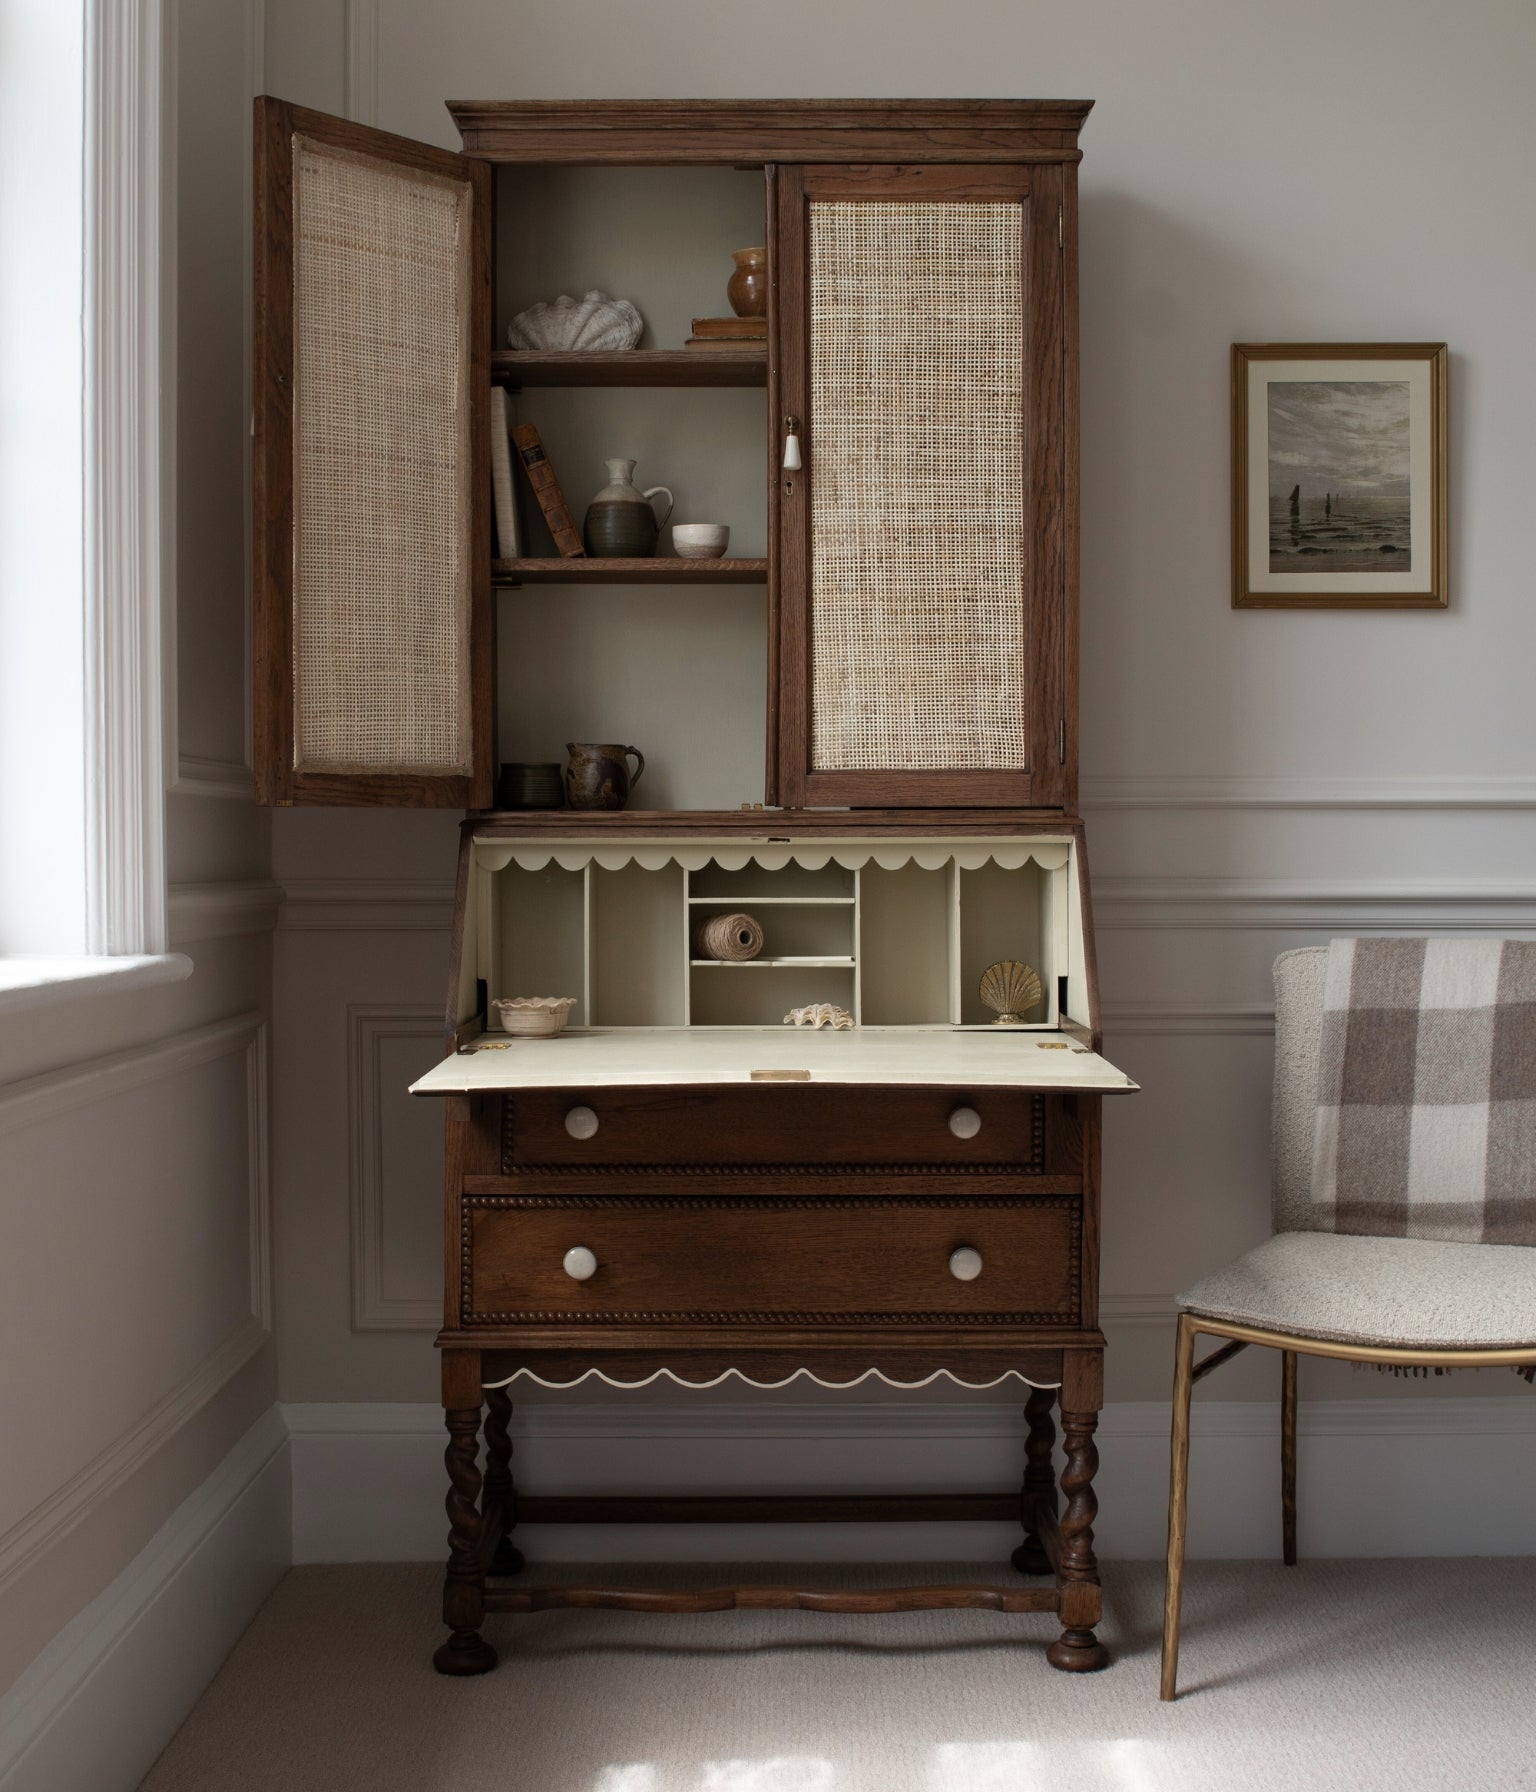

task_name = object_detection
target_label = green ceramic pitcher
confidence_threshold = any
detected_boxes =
[582,458,674,558]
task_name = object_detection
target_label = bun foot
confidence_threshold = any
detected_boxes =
[434,1628,498,1676]
[1011,1537,1051,1576]
[1047,1627,1109,1672]
[488,1540,525,1576]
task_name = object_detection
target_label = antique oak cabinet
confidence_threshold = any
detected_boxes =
[252,97,1134,1676]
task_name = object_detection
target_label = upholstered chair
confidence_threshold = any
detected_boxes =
[1160,943,1536,1701]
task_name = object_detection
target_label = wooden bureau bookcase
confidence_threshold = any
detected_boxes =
[251,97,1135,1675]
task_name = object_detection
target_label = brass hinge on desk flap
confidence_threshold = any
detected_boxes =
[752,1068,810,1081]
[1058,206,1064,250]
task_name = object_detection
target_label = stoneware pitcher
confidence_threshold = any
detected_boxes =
[582,458,674,558]
[566,742,646,811]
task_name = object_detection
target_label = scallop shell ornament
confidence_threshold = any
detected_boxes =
[979,960,1043,1026]
[506,290,643,352]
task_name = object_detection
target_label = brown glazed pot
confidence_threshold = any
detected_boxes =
[726,247,767,318]
[566,742,646,811]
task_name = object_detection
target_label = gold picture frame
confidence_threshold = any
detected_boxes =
[1232,342,1448,609]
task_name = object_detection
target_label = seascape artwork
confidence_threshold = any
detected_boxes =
[1267,380,1411,571]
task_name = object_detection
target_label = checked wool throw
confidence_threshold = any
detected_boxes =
[1312,937,1536,1245]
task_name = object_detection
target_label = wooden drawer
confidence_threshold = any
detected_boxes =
[499,1086,1046,1171]
[461,1191,1079,1325]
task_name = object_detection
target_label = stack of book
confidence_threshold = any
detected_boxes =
[686,316,767,350]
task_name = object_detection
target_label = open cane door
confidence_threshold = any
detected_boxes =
[253,98,493,806]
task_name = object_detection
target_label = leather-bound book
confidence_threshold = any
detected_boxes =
[689,315,768,340]
[510,423,585,557]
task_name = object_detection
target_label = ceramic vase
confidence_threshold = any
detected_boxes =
[582,458,674,558]
[727,247,767,318]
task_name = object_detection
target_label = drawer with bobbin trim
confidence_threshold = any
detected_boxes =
[499,1086,1047,1171]
[457,1184,1082,1327]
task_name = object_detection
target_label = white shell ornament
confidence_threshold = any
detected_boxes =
[506,290,643,352]
[979,960,1043,1025]
[783,1003,854,1031]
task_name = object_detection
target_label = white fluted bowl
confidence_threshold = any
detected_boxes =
[493,997,577,1037]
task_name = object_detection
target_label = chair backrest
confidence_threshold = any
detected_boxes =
[1271,946,1327,1233]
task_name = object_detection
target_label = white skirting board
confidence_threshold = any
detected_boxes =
[287,1396,1536,1566]
[6,1393,1534,1790]
[8,1397,1519,1792]
[0,1410,289,1792]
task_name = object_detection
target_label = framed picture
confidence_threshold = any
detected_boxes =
[1232,342,1448,609]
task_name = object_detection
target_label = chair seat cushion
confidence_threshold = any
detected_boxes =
[1178,1231,1536,1351]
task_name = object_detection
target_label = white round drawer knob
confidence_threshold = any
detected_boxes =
[564,1105,599,1140]
[563,1245,598,1281]
[949,1245,984,1282]
[948,1106,982,1140]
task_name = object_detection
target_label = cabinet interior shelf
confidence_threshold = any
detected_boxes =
[492,348,767,388]
[687,896,856,906]
[690,956,856,969]
[494,557,768,586]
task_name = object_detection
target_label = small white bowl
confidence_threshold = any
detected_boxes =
[493,997,577,1037]
[672,523,729,559]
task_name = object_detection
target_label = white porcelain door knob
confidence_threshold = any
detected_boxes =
[563,1245,598,1281]
[948,1106,982,1140]
[949,1245,984,1282]
[564,1105,599,1140]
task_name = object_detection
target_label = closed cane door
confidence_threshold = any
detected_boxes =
[771,164,1071,810]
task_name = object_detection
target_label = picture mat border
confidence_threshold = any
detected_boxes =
[1231,342,1448,610]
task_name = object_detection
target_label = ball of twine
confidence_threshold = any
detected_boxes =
[698,911,765,961]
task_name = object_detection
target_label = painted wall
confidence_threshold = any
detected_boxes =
[0,0,277,1700]
[265,0,1536,1426]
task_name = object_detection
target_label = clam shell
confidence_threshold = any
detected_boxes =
[783,1003,854,1031]
[978,960,1043,1024]
[506,290,643,352]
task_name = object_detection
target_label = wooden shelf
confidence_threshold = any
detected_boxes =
[494,557,767,586]
[492,348,766,388]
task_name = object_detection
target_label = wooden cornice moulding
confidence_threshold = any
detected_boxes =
[446,98,1093,164]
[464,808,1088,838]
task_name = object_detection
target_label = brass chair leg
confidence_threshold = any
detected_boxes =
[1281,1349,1298,1567]
[1160,1311,1197,1701]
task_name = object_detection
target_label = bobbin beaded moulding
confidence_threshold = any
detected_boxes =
[249,99,1124,1680]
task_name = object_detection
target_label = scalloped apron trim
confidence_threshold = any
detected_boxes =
[482,1365,1061,1392]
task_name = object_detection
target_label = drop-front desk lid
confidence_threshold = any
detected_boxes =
[410,1027,1137,1095]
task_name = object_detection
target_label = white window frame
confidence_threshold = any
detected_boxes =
[84,0,168,956]
[0,0,185,1007]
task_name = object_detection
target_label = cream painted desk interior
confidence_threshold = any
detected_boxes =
[246,96,1130,1674]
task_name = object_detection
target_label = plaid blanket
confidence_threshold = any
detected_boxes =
[1312,937,1536,1245]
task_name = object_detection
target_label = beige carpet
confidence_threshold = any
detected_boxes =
[137,1560,1536,1792]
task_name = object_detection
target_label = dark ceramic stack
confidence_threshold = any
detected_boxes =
[496,762,565,809]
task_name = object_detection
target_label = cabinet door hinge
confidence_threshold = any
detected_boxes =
[1058,206,1064,250]
[1058,720,1066,764]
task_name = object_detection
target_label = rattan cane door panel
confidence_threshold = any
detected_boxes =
[254,99,493,807]
[773,164,1069,811]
